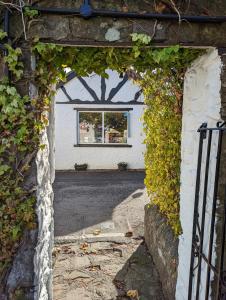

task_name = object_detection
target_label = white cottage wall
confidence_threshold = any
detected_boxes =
[176,49,222,299]
[55,103,145,169]
[54,70,145,170]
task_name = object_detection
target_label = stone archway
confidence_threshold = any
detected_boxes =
[2,1,226,299]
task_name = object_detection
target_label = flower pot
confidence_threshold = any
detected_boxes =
[117,163,128,171]
[74,163,88,171]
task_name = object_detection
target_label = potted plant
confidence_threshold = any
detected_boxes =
[74,163,88,171]
[117,162,128,171]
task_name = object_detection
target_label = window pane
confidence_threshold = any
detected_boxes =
[79,112,102,143]
[104,112,128,144]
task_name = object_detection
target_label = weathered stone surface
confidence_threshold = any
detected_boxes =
[8,0,226,47]
[6,230,37,300]
[144,205,178,300]
[53,239,165,300]
[34,125,54,300]
[28,15,70,41]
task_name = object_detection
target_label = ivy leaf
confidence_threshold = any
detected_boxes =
[24,7,39,18]
[12,226,20,241]
[0,165,10,176]
[0,30,7,40]
[6,86,17,96]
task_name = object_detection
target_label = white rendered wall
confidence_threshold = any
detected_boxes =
[55,70,145,170]
[176,49,222,299]
[55,103,145,169]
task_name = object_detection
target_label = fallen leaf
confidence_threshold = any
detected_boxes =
[125,231,133,237]
[127,289,139,299]
[87,264,101,271]
[80,242,89,251]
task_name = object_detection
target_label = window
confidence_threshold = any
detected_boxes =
[79,112,102,144]
[78,111,129,145]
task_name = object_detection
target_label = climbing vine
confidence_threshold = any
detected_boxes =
[142,69,184,234]
[0,26,201,280]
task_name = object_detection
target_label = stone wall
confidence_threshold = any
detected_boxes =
[34,124,54,300]
[34,94,56,300]
[9,0,226,48]
[144,205,179,300]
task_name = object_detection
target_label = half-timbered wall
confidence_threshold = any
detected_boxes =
[55,69,145,170]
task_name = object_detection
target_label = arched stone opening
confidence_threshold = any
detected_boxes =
[1,2,226,299]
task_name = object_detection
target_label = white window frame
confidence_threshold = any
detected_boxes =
[78,110,130,145]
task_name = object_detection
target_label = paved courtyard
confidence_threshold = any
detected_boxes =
[53,171,164,300]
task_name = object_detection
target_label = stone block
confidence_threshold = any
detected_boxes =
[6,230,37,299]
[144,204,178,300]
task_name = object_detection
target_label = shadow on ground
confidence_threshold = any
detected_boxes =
[53,238,164,300]
[53,171,147,237]
[113,242,164,300]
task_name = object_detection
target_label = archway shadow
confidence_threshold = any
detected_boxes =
[113,241,165,300]
[53,170,146,237]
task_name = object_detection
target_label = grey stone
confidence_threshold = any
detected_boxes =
[6,230,37,296]
[9,0,226,47]
[144,204,178,300]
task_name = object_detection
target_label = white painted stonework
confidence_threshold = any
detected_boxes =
[34,126,54,300]
[176,49,222,299]
[55,70,145,170]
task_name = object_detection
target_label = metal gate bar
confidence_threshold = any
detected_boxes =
[188,122,226,300]
[205,127,224,300]
[196,129,212,300]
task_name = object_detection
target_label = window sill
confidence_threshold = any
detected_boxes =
[74,144,132,148]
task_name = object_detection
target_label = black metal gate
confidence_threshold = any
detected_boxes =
[188,122,226,300]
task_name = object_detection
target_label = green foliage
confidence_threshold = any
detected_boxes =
[0,30,7,40]
[0,30,202,277]
[24,7,39,18]
[0,30,23,80]
[142,70,183,235]
[4,45,23,79]
[0,81,37,273]
[131,33,152,44]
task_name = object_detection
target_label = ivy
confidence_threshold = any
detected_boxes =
[3,45,23,80]
[0,29,202,279]
[24,7,39,18]
[0,80,37,275]
[141,70,183,234]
